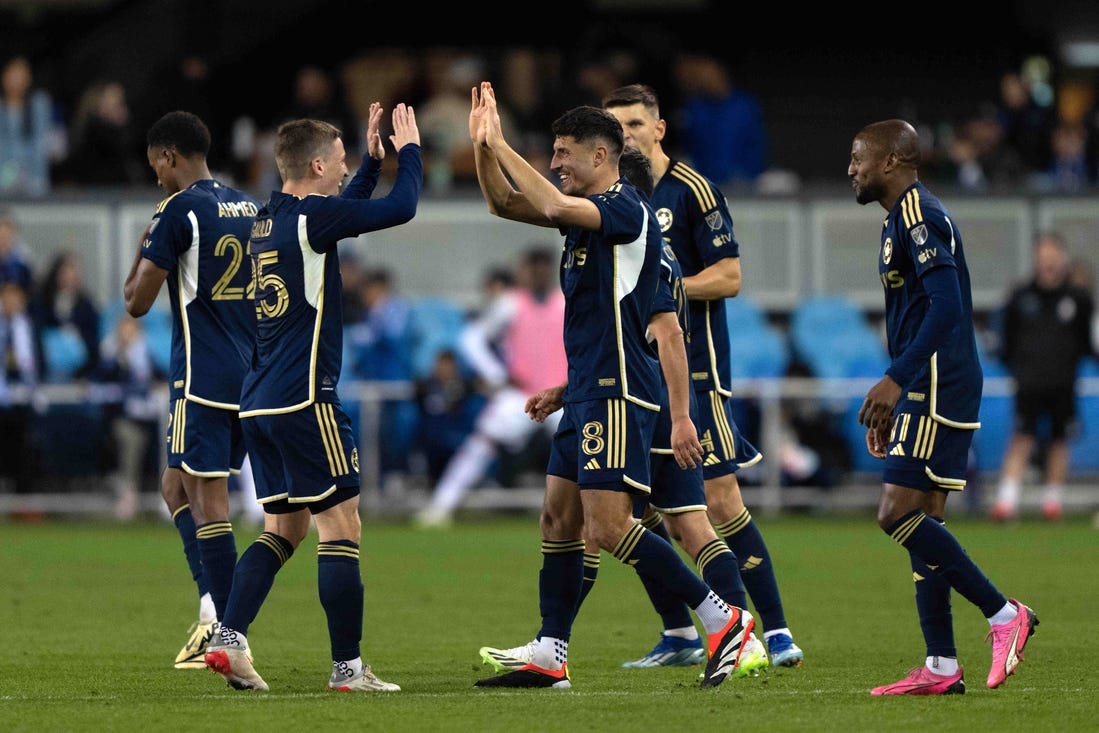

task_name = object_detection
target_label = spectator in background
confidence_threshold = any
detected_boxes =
[31,251,101,380]
[339,250,367,325]
[417,52,511,191]
[248,65,361,193]
[1041,122,1090,193]
[0,54,65,197]
[413,347,482,486]
[346,266,417,489]
[0,210,34,291]
[93,311,164,520]
[992,231,1096,522]
[0,280,40,495]
[415,246,566,529]
[61,79,144,186]
[995,71,1054,177]
[672,53,768,190]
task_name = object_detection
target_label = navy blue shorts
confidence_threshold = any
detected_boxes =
[547,398,658,492]
[646,450,707,513]
[165,398,246,476]
[242,402,360,506]
[882,410,974,492]
[696,390,762,480]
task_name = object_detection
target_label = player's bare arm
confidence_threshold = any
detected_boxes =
[480,82,601,231]
[123,226,168,317]
[682,256,741,300]
[649,310,703,469]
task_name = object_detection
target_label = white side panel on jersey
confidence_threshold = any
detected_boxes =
[299,214,327,309]
[180,211,201,306]
[613,206,650,400]
[179,210,202,391]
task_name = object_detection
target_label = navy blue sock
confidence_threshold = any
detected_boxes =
[635,514,694,631]
[195,521,237,621]
[172,505,208,598]
[613,524,709,608]
[696,537,749,611]
[537,540,585,641]
[886,509,1007,618]
[716,509,787,632]
[575,552,601,613]
[222,532,294,636]
[318,540,363,662]
[911,515,955,658]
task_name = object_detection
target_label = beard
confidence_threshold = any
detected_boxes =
[853,178,881,206]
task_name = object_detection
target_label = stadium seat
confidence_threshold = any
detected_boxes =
[788,294,886,380]
[407,297,468,380]
[727,295,790,379]
[1070,357,1099,473]
[40,326,88,382]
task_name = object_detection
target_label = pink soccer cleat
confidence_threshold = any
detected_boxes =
[986,598,1039,689]
[870,665,965,696]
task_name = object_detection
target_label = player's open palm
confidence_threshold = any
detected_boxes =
[365,102,385,161]
[389,103,420,152]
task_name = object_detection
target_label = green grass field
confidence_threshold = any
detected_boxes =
[2,513,1095,732]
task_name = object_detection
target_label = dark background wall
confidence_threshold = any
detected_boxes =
[5,0,1099,184]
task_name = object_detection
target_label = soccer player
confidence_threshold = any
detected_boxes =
[480,151,767,681]
[203,101,422,693]
[467,82,753,690]
[603,84,800,669]
[124,110,259,669]
[849,118,1039,695]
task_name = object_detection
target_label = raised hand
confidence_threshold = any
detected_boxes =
[366,101,385,161]
[389,103,420,152]
[469,83,489,144]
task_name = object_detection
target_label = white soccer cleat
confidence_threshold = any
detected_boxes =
[330,664,401,692]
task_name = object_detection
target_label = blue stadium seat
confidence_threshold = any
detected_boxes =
[407,297,467,380]
[1070,357,1099,473]
[725,294,770,334]
[726,295,789,379]
[40,326,88,382]
[789,294,885,379]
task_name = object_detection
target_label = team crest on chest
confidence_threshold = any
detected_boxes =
[882,238,893,264]
[911,224,928,246]
[656,207,673,233]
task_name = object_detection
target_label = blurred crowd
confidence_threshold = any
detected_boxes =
[7,48,1099,200]
[4,44,1099,519]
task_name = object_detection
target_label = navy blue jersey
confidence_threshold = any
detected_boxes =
[240,146,422,416]
[559,177,662,409]
[880,182,982,427]
[651,160,739,394]
[141,179,259,408]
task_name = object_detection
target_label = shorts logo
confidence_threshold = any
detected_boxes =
[882,239,893,264]
[351,448,359,473]
[911,224,928,246]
